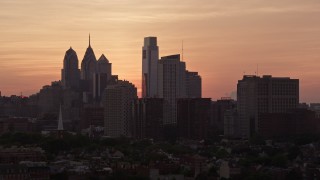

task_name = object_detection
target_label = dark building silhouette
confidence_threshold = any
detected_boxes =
[81,105,104,129]
[211,98,236,135]
[158,54,186,125]
[0,117,33,134]
[93,54,112,101]
[177,98,211,140]
[259,109,319,138]
[237,75,299,138]
[133,98,164,140]
[186,71,202,98]
[81,35,97,82]
[37,81,63,116]
[104,80,137,137]
[61,47,80,90]
[81,35,97,102]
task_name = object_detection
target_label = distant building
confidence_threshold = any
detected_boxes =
[158,54,186,124]
[237,75,299,138]
[38,81,63,115]
[211,98,236,135]
[224,109,239,139]
[80,35,97,102]
[185,71,202,98]
[177,98,211,140]
[142,37,159,98]
[0,147,46,164]
[259,109,319,138]
[133,98,164,140]
[93,54,112,101]
[61,47,80,90]
[310,103,320,118]
[81,35,97,82]
[0,117,33,134]
[81,105,104,129]
[104,80,137,137]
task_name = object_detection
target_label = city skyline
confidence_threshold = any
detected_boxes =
[1,0,320,103]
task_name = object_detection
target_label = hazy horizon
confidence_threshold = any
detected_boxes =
[1,0,320,103]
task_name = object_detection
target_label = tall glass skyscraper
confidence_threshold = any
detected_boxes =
[142,37,159,97]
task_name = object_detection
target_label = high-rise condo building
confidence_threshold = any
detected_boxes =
[104,80,137,137]
[142,37,159,98]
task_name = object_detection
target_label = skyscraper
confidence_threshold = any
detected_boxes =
[185,71,202,98]
[158,54,186,124]
[96,54,111,76]
[80,35,97,102]
[61,47,80,90]
[104,80,137,137]
[81,34,97,81]
[237,75,299,138]
[93,54,112,100]
[142,37,159,98]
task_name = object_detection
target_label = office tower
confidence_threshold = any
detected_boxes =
[237,75,299,138]
[81,35,97,81]
[61,47,80,90]
[142,37,159,98]
[96,54,112,76]
[93,54,112,101]
[158,54,186,124]
[133,98,164,140]
[104,80,137,137]
[80,35,97,102]
[185,71,202,98]
[177,98,211,139]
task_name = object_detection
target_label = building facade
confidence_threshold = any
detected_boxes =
[177,98,211,140]
[158,54,187,124]
[133,98,164,140]
[142,37,159,98]
[211,98,236,135]
[104,80,137,137]
[237,75,299,138]
[185,71,202,98]
[259,109,319,138]
[61,47,80,90]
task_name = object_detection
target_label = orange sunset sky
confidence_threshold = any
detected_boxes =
[0,0,320,103]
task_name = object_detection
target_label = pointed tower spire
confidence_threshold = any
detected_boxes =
[58,104,64,130]
[89,33,91,47]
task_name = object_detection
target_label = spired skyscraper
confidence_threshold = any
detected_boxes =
[61,47,80,90]
[142,37,159,98]
[80,34,97,102]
